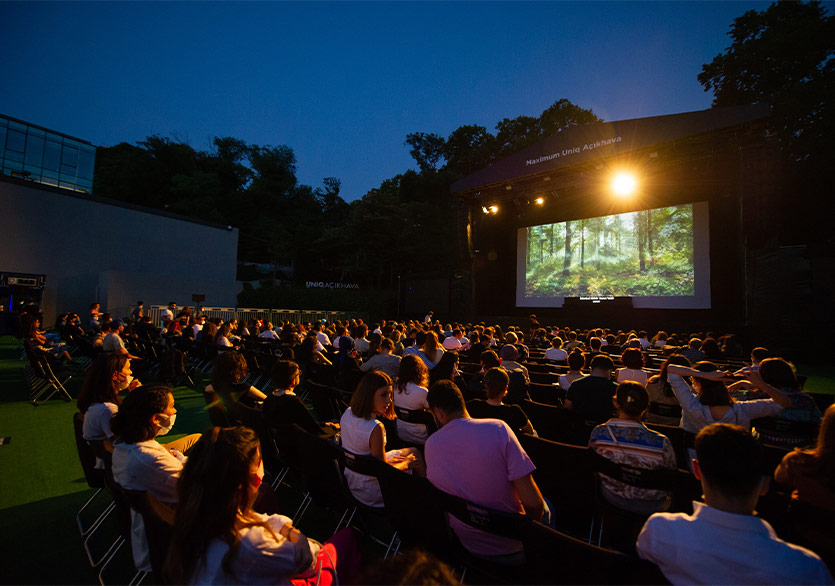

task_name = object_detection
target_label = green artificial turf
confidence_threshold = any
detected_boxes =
[0,336,211,585]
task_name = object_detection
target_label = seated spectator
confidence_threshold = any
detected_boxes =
[583,337,604,369]
[680,338,705,364]
[667,362,791,436]
[645,354,691,426]
[559,350,587,391]
[89,302,102,332]
[204,352,267,422]
[563,330,584,352]
[393,355,431,445]
[700,337,722,359]
[615,347,649,386]
[428,351,466,392]
[589,382,676,514]
[216,323,235,354]
[78,354,142,467]
[752,357,822,446]
[637,423,832,585]
[565,354,617,425]
[340,371,424,507]
[360,338,401,379]
[462,331,488,361]
[313,321,330,348]
[652,331,668,349]
[504,332,529,363]
[353,325,371,355]
[775,403,835,511]
[258,321,279,340]
[544,336,568,363]
[24,316,73,363]
[419,331,445,369]
[164,426,357,585]
[465,349,500,401]
[425,380,547,564]
[442,329,464,351]
[499,344,529,384]
[734,346,769,375]
[102,319,137,358]
[262,360,337,439]
[296,333,333,377]
[111,384,202,572]
[466,367,536,437]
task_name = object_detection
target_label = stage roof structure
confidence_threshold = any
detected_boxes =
[451,103,771,203]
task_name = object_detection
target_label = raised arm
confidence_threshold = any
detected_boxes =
[743,370,793,408]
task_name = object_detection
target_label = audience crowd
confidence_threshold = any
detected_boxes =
[57,302,835,584]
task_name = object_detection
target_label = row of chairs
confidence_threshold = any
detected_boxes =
[23,345,73,405]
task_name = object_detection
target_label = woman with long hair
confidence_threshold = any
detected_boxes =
[589,381,677,514]
[164,426,356,584]
[394,355,431,445]
[645,354,691,426]
[340,371,424,507]
[559,350,587,391]
[78,354,141,460]
[428,351,465,392]
[24,317,72,362]
[666,362,792,434]
[419,331,444,369]
[216,323,235,354]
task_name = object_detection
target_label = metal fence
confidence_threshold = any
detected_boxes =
[123,305,364,326]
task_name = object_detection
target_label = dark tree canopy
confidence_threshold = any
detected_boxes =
[698,0,834,161]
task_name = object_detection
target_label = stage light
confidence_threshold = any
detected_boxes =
[612,173,637,196]
[489,205,499,214]
[534,197,545,206]
[482,206,490,214]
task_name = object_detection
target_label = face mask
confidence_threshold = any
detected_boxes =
[116,373,132,391]
[156,413,176,436]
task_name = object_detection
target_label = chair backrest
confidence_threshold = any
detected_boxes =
[521,520,670,585]
[376,467,451,559]
[237,402,281,466]
[73,412,105,489]
[121,487,173,580]
[304,380,348,423]
[505,370,531,404]
[393,405,437,435]
[648,402,682,419]
[287,426,353,513]
[520,399,590,444]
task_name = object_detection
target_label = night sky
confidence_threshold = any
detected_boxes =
[1,1,790,202]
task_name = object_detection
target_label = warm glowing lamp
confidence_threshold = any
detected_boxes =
[612,173,637,196]
[489,205,499,214]
[534,197,545,206]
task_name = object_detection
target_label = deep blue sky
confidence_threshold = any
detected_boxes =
[1,1,793,201]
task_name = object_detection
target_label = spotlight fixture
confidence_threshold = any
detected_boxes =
[612,172,637,197]
[534,197,545,206]
[489,205,499,214]
[482,206,490,214]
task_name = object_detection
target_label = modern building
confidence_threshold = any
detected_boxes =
[0,114,96,193]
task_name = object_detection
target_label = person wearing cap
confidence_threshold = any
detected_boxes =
[103,319,139,359]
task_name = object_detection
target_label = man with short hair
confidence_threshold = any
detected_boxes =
[442,329,465,351]
[466,367,537,437]
[681,338,705,364]
[637,330,651,350]
[425,380,547,564]
[313,322,331,348]
[564,354,617,425]
[102,320,138,359]
[637,424,832,584]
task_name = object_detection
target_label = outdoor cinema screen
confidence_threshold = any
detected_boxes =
[516,201,710,309]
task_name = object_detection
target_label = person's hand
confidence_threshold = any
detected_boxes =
[128,378,142,391]
[279,521,301,543]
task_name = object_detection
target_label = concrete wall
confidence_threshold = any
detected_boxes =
[0,178,239,322]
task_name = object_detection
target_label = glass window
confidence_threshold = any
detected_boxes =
[61,145,78,167]
[41,168,59,180]
[60,169,77,183]
[27,127,45,137]
[77,147,95,180]
[8,121,27,133]
[4,148,23,163]
[3,159,23,172]
[0,126,6,159]
[25,135,44,166]
[43,140,61,171]
[6,129,25,153]
[75,178,93,192]
[0,117,7,127]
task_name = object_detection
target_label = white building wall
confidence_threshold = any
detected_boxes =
[0,178,239,321]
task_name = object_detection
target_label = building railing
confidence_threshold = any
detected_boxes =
[111,305,364,326]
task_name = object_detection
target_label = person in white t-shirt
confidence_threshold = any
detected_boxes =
[544,336,568,362]
[615,348,649,386]
[442,329,465,351]
[258,321,280,340]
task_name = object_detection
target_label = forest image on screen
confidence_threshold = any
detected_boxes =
[525,203,694,297]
